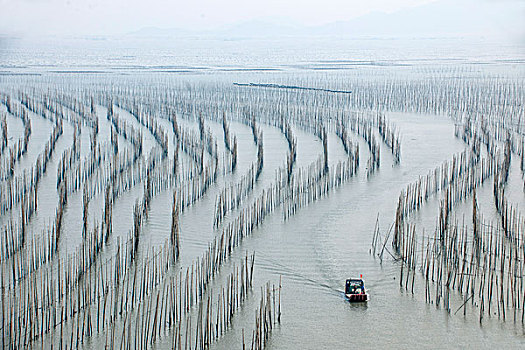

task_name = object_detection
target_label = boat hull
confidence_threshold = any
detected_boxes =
[345,293,369,302]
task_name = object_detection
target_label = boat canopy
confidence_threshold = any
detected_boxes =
[345,279,364,294]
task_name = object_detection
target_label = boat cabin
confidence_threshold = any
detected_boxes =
[345,279,365,295]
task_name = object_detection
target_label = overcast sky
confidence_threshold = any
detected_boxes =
[0,0,523,37]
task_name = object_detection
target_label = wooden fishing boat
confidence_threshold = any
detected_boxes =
[345,277,369,302]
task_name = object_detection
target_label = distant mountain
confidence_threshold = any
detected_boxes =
[125,20,304,40]
[313,1,523,39]
[220,19,304,38]
[124,0,523,41]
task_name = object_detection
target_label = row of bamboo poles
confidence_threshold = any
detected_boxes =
[4,67,518,348]
[213,114,265,228]
[0,87,291,349]
[348,115,381,177]
[373,105,525,328]
[243,279,282,350]
[376,113,401,164]
[393,194,525,324]
[222,112,238,174]
[3,81,402,350]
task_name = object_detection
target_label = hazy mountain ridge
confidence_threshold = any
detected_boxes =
[126,1,523,41]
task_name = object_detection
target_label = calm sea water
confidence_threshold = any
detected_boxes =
[1,37,524,349]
